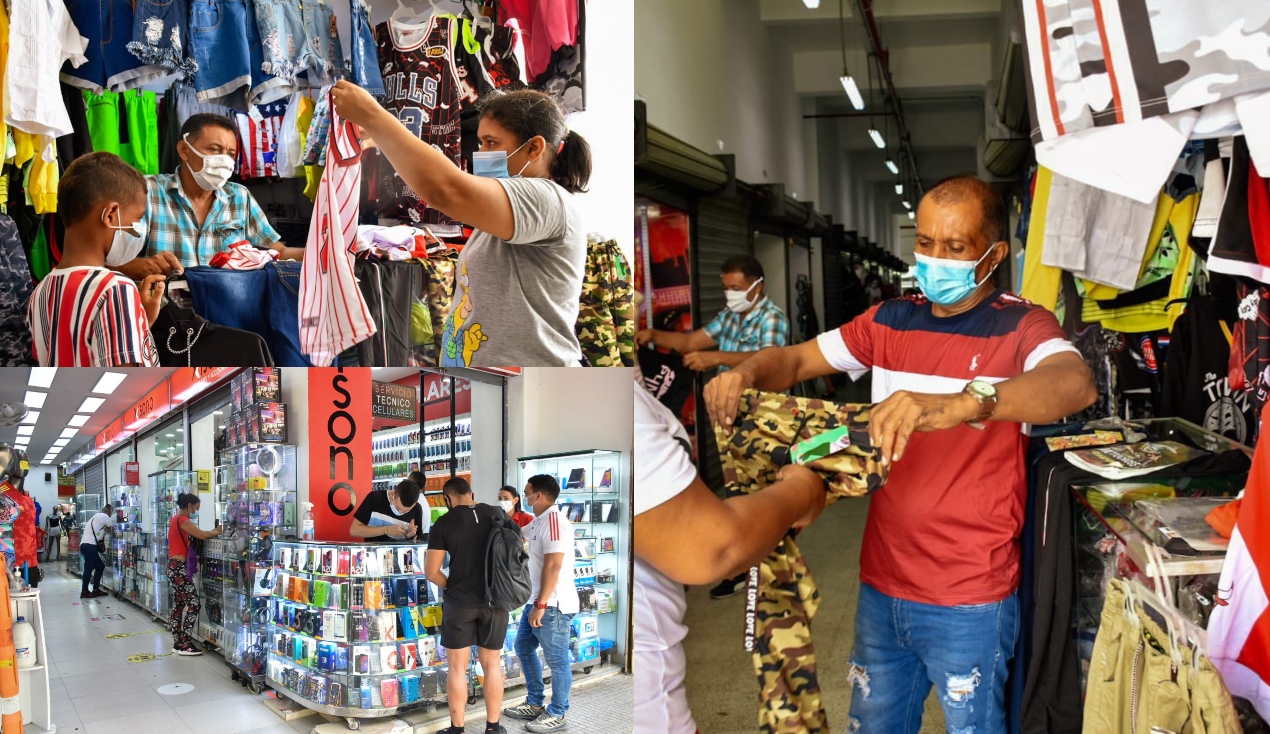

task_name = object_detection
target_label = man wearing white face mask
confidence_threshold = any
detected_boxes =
[704,176,1098,733]
[26,152,164,367]
[130,114,305,272]
[635,255,790,375]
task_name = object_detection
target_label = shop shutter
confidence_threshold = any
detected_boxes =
[692,196,751,326]
[84,459,104,502]
[822,227,847,331]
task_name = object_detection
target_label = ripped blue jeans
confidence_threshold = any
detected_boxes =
[846,583,1018,734]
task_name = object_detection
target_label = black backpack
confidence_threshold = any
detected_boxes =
[484,508,532,612]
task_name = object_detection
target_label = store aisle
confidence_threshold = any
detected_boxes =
[683,499,946,734]
[35,563,631,734]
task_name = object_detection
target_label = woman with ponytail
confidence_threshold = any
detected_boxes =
[332,81,591,367]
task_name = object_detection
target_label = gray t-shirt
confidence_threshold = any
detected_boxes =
[439,177,585,367]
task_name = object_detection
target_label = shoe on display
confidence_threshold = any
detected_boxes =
[504,703,545,720]
[708,574,747,600]
[526,713,568,733]
[174,646,204,656]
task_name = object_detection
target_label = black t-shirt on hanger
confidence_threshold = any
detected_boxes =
[1162,294,1256,445]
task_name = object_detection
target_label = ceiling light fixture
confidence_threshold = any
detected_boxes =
[868,128,885,149]
[53,440,68,448]
[803,0,819,7]
[20,411,38,425]
[68,415,89,427]
[78,397,105,413]
[895,183,903,195]
[886,159,898,175]
[16,426,33,436]
[59,428,77,439]
[166,433,174,438]
[22,391,46,409]
[27,368,55,388]
[176,428,183,433]
[91,372,128,394]
[837,0,864,110]
[902,200,912,209]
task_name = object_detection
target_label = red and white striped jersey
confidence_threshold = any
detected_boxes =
[235,110,282,180]
[27,266,159,366]
[298,99,376,366]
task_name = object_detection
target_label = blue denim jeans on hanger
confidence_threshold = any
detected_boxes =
[183,261,313,366]
[847,583,1019,734]
[348,0,384,96]
[515,607,574,717]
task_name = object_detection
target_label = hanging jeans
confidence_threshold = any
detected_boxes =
[515,608,574,717]
[715,389,887,733]
[166,557,200,650]
[183,261,312,366]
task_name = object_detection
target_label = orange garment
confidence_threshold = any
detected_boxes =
[1207,498,1242,538]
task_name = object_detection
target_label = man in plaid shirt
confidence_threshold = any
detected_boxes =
[636,255,790,372]
[114,114,305,278]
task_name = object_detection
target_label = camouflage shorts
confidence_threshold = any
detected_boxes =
[576,239,634,367]
[715,389,888,733]
[418,248,459,354]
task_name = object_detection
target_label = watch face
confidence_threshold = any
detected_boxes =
[969,381,996,398]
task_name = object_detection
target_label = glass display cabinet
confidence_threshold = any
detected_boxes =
[517,449,623,669]
[145,470,195,622]
[66,487,102,575]
[266,540,471,729]
[219,443,298,691]
[103,484,143,599]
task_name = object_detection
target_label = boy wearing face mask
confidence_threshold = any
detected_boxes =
[26,152,164,367]
[635,255,790,375]
[136,114,304,272]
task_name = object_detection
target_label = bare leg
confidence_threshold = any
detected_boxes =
[447,646,471,727]
[479,646,505,725]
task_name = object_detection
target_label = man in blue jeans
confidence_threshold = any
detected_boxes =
[79,505,114,599]
[505,475,578,733]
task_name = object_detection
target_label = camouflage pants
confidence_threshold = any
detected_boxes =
[715,389,888,734]
[576,239,635,367]
[418,248,459,363]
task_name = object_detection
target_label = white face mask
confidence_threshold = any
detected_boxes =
[183,133,235,191]
[498,500,515,514]
[725,278,764,314]
[102,207,148,267]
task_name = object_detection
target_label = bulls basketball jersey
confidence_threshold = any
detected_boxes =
[375,16,463,226]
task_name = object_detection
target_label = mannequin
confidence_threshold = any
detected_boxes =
[0,447,38,587]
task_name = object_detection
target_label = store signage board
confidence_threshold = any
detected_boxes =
[124,382,172,432]
[196,470,211,493]
[95,418,125,451]
[123,462,140,486]
[371,380,418,422]
[420,373,472,423]
[309,367,372,542]
[169,367,236,402]
[94,368,236,452]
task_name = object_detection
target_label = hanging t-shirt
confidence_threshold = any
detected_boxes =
[27,266,159,366]
[1162,295,1254,445]
[5,0,89,145]
[374,16,463,226]
[634,385,698,734]
[1,485,37,568]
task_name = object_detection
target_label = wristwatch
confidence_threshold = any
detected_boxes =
[534,601,549,610]
[963,380,999,429]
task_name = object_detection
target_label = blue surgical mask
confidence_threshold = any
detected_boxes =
[914,246,999,306]
[472,141,530,179]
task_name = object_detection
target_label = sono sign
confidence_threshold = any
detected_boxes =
[308,368,372,542]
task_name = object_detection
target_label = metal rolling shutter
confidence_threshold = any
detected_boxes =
[84,459,104,501]
[822,227,847,331]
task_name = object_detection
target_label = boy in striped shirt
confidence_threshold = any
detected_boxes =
[27,153,166,366]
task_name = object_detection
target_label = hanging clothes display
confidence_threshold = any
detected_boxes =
[373,15,463,227]
[0,214,33,367]
[1161,293,1254,445]
[576,237,634,367]
[6,0,88,148]
[298,101,376,366]
[151,301,275,366]
[714,389,886,734]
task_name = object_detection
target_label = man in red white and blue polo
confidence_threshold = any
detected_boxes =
[705,175,1098,734]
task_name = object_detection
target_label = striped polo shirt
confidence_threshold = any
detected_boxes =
[27,266,158,366]
[817,290,1078,606]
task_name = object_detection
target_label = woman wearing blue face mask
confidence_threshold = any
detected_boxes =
[332,81,592,367]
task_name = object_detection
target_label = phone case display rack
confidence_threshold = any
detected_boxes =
[265,540,477,728]
[517,450,623,665]
[218,443,299,692]
[102,484,145,604]
[372,415,473,494]
[139,470,196,624]
[65,487,102,576]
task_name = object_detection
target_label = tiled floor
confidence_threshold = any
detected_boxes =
[31,563,631,734]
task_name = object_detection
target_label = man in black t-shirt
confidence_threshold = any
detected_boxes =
[426,477,513,734]
[349,479,426,542]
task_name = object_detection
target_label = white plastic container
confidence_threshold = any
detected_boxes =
[13,616,35,669]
